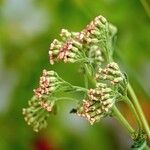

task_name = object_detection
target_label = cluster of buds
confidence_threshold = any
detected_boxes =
[77,99,103,125]
[96,62,127,86]
[57,39,83,63]
[76,85,115,125]
[23,15,121,132]
[34,69,62,99]
[22,96,51,132]
[76,62,127,125]
[23,69,68,132]
[95,62,128,98]
[49,15,114,66]
[81,15,108,44]
[49,29,83,64]
[81,15,111,64]
[39,96,55,112]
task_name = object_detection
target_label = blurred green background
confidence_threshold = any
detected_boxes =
[0,0,150,149]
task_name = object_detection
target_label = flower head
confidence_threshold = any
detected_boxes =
[22,96,54,132]
[49,30,83,64]
[75,62,128,125]
[39,96,55,112]
[33,69,61,99]
[81,15,108,43]
[96,62,128,97]
[57,39,83,63]
[96,62,127,87]
[49,15,116,66]
[76,85,115,125]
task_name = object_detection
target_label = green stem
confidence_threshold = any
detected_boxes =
[83,73,88,98]
[124,96,143,129]
[72,85,88,93]
[84,63,96,86]
[128,84,150,140]
[54,97,78,102]
[62,79,88,93]
[112,106,134,135]
[113,106,150,149]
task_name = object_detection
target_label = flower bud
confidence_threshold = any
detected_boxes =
[60,29,72,39]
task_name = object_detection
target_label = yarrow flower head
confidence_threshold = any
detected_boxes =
[23,69,72,132]
[76,84,115,125]
[49,29,83,64]
[75,62,128,125]
[33,69,63,99]
[23,15,150,149]
[79,15,114,65]
[49,15,117,68]
[22,96,53,132]
[96,62,128,94]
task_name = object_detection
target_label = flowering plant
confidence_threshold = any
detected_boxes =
[23,15,150,149]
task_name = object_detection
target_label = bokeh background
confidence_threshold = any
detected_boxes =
[0,0,150,149]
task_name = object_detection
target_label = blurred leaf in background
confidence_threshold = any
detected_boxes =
[0,0,150,149]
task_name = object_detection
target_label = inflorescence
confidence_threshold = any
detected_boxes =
[23,69,73,131]
[49,15,116,67]
[23,14,150,149]
[76,62,127,125]
[23,15,127,131]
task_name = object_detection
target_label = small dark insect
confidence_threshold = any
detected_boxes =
[70,108,77,113]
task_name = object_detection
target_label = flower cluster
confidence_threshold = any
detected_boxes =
[33,69,62,99]
[23,15,150,149]
[23,69,68,132]
[76,85,114,125]
[49,29,83,64]
[24,15,127,131]
[96,62,128,94]
[22,96,51,132]
[49,15,114,66]
[76,62,127,125]
[78,15,108,44]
